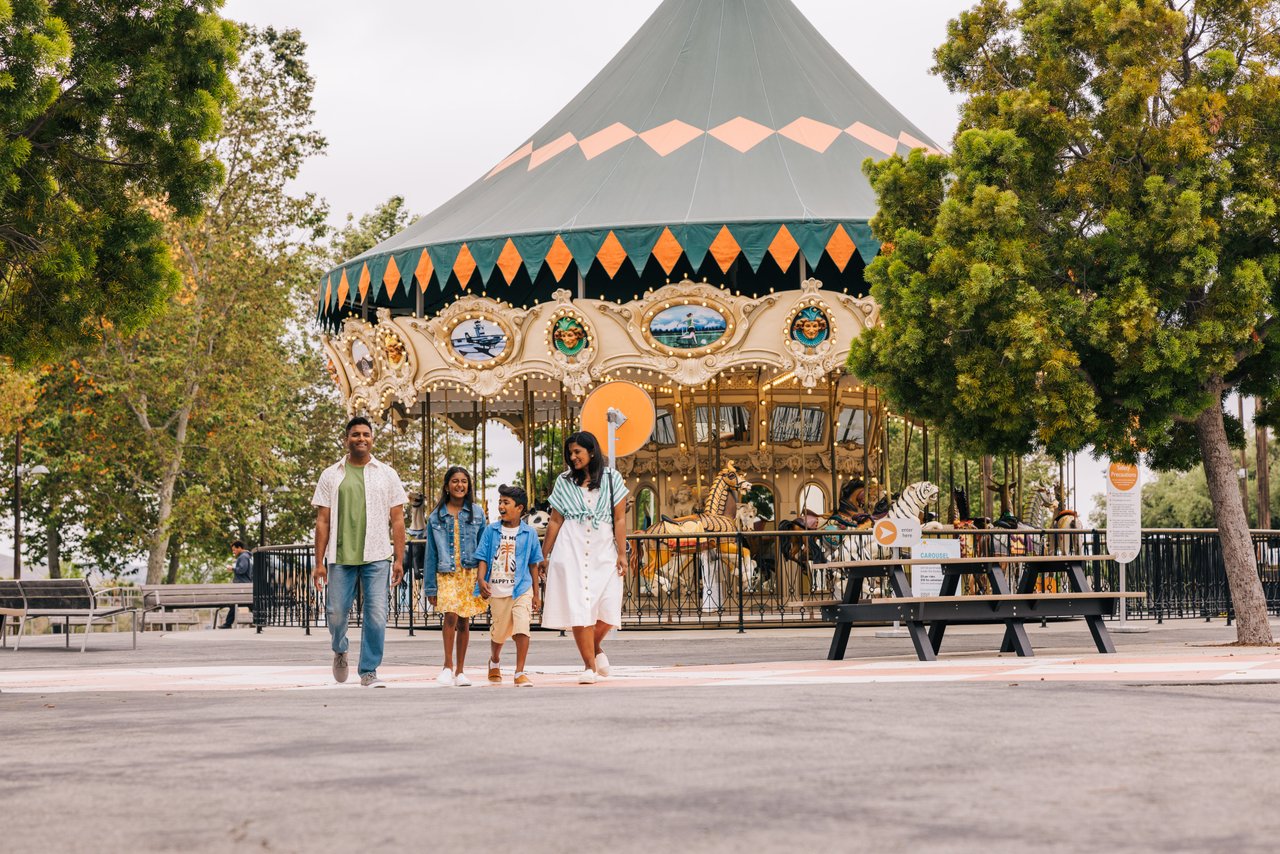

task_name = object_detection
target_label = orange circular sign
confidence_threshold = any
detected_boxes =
[1108,463,1139,492]
[580,381,656,459]
[873,519,898,546]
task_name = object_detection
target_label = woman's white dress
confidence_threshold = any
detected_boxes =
[542,473,627,629]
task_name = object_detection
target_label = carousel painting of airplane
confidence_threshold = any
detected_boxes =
[450,318,509,362]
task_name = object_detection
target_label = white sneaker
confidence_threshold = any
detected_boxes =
[454,672,472,687]
[595,653,611,677]
[436,667,454,687]
[577,669,597,685]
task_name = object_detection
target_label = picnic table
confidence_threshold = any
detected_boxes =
[797,554,1145,662]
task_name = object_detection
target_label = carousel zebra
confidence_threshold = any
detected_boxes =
[821,481,940,598]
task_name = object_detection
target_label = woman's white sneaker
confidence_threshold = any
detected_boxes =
[578,669,597,685]
[594,653,610,677]
[436,667,454,687]
[454,672,472,687]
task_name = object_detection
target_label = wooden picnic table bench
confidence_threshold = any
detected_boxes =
[0,579,141,652]
[140,583,254,632]
[801,554,1144,662]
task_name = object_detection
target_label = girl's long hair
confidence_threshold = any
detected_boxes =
[434,465,477,519]
[562,430,604,490]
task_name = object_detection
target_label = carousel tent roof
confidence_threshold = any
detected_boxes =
[319,0,941,323]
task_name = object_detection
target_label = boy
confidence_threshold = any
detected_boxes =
[473,484,544,686]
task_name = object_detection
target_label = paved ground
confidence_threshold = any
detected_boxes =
[3,619,1279,852]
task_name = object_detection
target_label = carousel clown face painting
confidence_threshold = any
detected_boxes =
[790,306,829,347]
[553,316,589,357]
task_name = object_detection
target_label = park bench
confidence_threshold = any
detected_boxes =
[140,583,253,632]
[795,554,1145,662]
[1,579,141,652]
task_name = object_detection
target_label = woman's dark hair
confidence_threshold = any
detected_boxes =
[433,465,477,519]
[562,430,604,489]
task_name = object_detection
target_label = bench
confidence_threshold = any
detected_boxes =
[806,554,1144,662]
[1,579,141,652]
[140,583,253,632]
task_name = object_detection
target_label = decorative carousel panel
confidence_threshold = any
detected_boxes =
[447,315,512,366]
[642,293,734,357]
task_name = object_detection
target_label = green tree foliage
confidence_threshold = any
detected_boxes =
[18,26,329,580]
[0,1,238,364]
[848,1,1279,642]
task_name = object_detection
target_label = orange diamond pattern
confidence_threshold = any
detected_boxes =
[898,131,941,155]
[709,116,774,153]
[779,117,842,153]
[485,141,533,179]
[545,235,574,281]
[768,225,800,272]
[383,255,401,299]
[323,275,332,307]
[496,239,523,285]
[596,231,628,279]
[357,263,371,302]
[846,121,898,155]
[580,122,636,160]
[825,224,857,272]
[337,269,350,306]
[529,133,579,170]
[453,244,477,289]
[651,227,684,274]
[708,225,741,273]
[639,119,704,156]
[414,249,434,292]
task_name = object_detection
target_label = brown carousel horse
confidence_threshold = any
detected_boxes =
[632,461,755,589]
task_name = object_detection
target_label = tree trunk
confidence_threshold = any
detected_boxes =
[1196,402,1274,644]
[165,541,180,585]
[1257,400,1271,530]
[145,404,192,584]
[46,518,60,579]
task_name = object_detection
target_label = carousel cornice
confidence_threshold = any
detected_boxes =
[324,277,878,421]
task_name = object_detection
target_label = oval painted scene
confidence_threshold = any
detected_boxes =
[649,304,727,350]
[450,317,508,362]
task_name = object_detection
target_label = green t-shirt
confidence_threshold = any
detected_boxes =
[335,463,368,565]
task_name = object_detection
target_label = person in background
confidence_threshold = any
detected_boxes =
[312,416,407,688]
[423,466,487,687]
[474,484,543,687]
[219,540,253,629]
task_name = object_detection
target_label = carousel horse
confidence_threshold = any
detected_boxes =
[633,461,756,598]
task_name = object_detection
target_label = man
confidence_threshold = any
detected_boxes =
[219,540,253,629]
[312,416,407,687]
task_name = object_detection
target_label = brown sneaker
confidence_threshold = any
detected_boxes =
[487,661,502,683]
[514,673,533,687]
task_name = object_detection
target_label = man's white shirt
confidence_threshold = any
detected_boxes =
[311,455,408,565]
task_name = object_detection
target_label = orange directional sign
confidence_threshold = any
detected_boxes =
[873,519,898,546]
[580,381,656,459]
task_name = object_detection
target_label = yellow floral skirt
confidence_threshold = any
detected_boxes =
[436,566,488,619]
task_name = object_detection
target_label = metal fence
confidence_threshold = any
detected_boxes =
[252,528,1280,632]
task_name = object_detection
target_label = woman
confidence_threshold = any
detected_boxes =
[540,431,629,684]
[423,466,488,687]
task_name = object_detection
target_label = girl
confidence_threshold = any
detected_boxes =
[423,466,488,686]
[540,431,629,684]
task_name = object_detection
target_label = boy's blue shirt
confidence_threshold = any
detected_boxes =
[471,519,544,599]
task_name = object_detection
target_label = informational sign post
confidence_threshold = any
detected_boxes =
[1106,462,1146,631]
[911,538,962,597]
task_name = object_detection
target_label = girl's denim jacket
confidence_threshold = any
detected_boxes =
[423,502,486,596]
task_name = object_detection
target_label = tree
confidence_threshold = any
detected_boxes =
[849,1,1280,643]
[20,26,326,582]
[0,1,238,364]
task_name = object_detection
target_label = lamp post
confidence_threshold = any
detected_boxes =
[11,429,49,579]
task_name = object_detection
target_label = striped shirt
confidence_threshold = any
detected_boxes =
[549,468,628,529]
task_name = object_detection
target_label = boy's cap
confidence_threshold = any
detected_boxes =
[498,483,528,509]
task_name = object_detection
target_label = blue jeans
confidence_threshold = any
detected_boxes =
[326,560,390,676]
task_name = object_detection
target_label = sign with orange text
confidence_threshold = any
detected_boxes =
[1106,462,1141,565]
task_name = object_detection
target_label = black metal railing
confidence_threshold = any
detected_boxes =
[252,528,1280,631]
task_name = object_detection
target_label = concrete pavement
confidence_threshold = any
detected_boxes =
[2,620,1278,852]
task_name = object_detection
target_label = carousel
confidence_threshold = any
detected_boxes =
[317,0,944,536]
